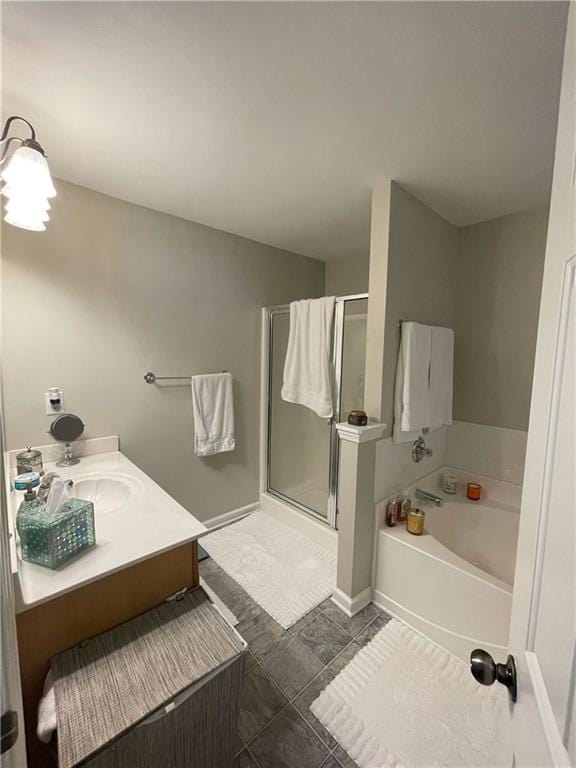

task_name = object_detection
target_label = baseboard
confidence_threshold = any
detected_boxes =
[331,586,372,617]
[202,502,258,532]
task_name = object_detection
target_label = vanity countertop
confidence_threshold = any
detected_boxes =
[9,444,207,611]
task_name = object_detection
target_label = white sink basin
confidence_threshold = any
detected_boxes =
[73,474,144,515]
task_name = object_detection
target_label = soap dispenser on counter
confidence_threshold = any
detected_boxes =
[16,479,44,518]
[15,477,45,562]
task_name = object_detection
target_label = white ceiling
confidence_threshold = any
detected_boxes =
[2,2,567,261]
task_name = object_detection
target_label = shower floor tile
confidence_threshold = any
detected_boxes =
[199,557,393,768]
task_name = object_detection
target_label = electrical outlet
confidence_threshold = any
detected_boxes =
[45,387,64,415]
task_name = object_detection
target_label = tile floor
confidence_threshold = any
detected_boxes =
[199,556,392,768]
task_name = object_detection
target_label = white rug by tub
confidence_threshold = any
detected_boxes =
[200,510,336,628]
[311,619,505,768]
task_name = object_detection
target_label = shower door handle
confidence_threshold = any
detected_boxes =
[470,649,517,703]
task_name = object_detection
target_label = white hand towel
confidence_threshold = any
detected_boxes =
[281,296,335,418]
[191,372,235,456]
[393,321,432,444]
[429,326,454,429]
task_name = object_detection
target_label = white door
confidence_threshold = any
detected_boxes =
[472,5,576,766]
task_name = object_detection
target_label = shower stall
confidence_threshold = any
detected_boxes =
[261,294,368,529]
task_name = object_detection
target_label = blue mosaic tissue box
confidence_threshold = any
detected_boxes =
[18,497,96,569]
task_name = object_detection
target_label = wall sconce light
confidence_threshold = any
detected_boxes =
[0,115,56,232]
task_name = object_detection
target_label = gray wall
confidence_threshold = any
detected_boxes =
[378,187,548,436]
[381,183,459,436]
[2,180,324,522]
[454,207,548,430]
[325,253,370,296]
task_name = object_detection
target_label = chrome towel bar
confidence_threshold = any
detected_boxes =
[144,371,228,384]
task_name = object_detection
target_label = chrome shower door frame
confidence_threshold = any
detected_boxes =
[263,293,368,530]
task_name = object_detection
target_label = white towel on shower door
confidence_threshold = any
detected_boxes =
[429,325,454,429]
[281,296,335,418]
[393,321,432,444]
[191,372,235,456]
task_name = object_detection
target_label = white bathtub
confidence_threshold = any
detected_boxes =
[373,470,520,661]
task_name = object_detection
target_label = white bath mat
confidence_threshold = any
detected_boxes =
[311,619,505,768]
[200,510,336,628]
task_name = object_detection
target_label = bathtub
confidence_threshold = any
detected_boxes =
[373,470,520,661]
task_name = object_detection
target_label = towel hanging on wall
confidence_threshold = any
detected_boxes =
[281,296,336,418]
[429,325,454,430]
[393,322,432,443]
[191,372,235,456]
[393,321,454,444]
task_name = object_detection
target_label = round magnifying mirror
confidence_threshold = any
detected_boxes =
[50,413,84,467]
[50,413,84,443]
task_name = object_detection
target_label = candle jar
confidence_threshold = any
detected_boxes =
[406,508,425,535]
[442,473,458,494]
[348,410,368,426]
[467,482,482,501]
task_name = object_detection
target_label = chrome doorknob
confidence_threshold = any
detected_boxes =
[470,649,517,703]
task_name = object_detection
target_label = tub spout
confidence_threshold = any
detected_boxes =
[415,488,444,507]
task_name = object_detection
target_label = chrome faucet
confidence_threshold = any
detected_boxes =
[415,488,444,507]
[412,437,433,463]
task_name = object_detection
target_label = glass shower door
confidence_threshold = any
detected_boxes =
[267,310,332,520]
[266,295,369,528]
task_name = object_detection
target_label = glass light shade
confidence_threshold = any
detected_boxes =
[3,185,51,230]
[4,212,46,232]
[1,146,56,198]
[5,201,50,223]
[2,185,51,207]
[5,195,50,215]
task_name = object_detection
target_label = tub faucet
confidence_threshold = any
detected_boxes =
[415,488,444,507]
